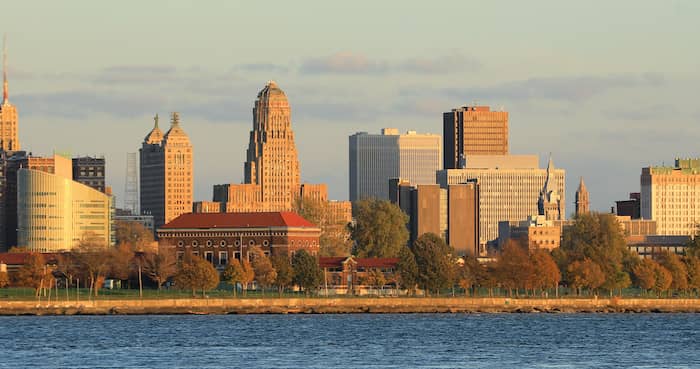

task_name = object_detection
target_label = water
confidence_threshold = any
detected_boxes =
[0,314,698,368]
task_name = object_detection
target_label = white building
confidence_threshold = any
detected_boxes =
[349,129,441,201]
[437,155,565,246]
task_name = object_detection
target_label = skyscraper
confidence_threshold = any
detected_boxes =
[243,81,300,211]
[0,38,19,152]
[72,156,106,193]
[575,177,590,216]
[349,129,441,201]
[443,105,508,169]
[139,113,193,228]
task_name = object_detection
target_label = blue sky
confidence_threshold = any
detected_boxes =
[4,0,699,213]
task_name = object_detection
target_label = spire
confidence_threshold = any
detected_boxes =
[3,34,8,103]
[170,112,180,127]
[154,113,159,129]
[577,176,587,192]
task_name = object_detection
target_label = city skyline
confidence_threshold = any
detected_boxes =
[2,1,698,211]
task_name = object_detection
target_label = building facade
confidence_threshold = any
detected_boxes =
[17,163,113,252]
[158,212,321,267]
[641,158,700,236]
[390,180,480,256]
[616,192,641,219]
[72,156,106,193]
[498,215,561,251]
[319,256,399,295]
[349,129,441,201]
[443,105,508,169]
[0,46,19,152]
[437,155,565,246]
[139,113,193,229]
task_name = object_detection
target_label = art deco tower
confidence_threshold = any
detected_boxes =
[538,155,562,221]
[140,113,193,228]
[575,177,590,216]
[243,81,300,211]
[0,38,19,152]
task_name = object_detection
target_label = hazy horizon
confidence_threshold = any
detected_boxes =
[3,0,699,213]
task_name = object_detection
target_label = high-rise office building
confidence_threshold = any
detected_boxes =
[443,105,508,169]
[139,113,193,229]
[0,41,19,152]
[390,179,480,256]
[575,177,590,216]
[437,155,565,248]
[641,158,700,236]
[349,129,441,201]
[72,156,106,193]
[17,154,113,252]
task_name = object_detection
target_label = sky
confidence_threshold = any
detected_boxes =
[3,0,699,213]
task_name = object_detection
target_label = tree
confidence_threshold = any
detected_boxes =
[294,196,352,257]
[115,221,155,251]
[530,249,561,295]
[250,248,277,295]
[567,258,605,296]
[362,269,386,294]
[411,233,455,295]
[142,249,177,290]
[173,254,220,297]
[560,212,634,295]
[458,255,486,296]
[633,258,658,292]
[271,255,294,297]
[71,240,112,297]
[396,246,419,293]
[686,256,700,296]
[109,243,135,283]
[494,240,534,296]
[14,253,50,297]
[292,250,322,295]
[657,251,688,291]
[350,199,409,258]
[654,264,672,297]
[223,259,254,296]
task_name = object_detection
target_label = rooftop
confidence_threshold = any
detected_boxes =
[160,211,317,229]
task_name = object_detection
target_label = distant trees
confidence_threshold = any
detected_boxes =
[71,240,112,297]
[410,233,455,295]
[567,258,605,296]
[14,253,51,297]
[271,255,294,297]
[251,248,277,295]
[350,199,409,258]
[223,259,254,297]
[0,271,8,288]
[396,246,419,293]
[294,196,353,257]
[142,249,177,290]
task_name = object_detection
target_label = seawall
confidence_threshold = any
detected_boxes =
[2,297,700,315]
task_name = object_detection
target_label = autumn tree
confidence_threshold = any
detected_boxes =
[632,258,658,293]
[223,259,255,297]
[271,255,294,297]
[411,233,455,295]
[292,250,322,295]
[0,271,8,288]
[362,269,387,293]
[457,255,486,296]
[109,243,135,284]
[14,253,50,297]
[560,212,634,295]
[494,240,534,296]
[530,249,561,295]
[350,199,409,258]
[654,264,673,297]
[686,256,700,297]
[396,246,419,294]
[71,240,112,297]
[115,221,155,251]
[567,258,605,296]
[656,251,688,292]
[250,248,277,295]
[142,248,177,290]
[173,254,220,297]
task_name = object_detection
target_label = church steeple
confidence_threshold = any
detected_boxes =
[3,34,8,104]
[538,153,562,221]
[575,176,590,216]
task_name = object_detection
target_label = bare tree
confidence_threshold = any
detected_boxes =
[142,248,177,290]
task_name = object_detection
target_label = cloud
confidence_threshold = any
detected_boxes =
[294,100,385,121]
[300,52,388,75]
[236,63,289,74]
[602,104,677,122]
[94,65,178,84]
[14,90,166,119]
[299,51,479,75]
[442,73,665,102]
[399,53,480,74]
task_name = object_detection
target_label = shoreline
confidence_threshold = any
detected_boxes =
[2,297,700,315]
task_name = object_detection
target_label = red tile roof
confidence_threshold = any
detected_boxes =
[160,211,317,229]
[319,256,399,268]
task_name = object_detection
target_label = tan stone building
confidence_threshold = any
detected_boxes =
[641,158,700,236]
[498,215,561,251]
[443,105,508,168]
[0,45,19,152]
[140,113,193,228]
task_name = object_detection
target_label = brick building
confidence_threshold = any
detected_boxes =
[319,256,399,294]
[157,212,321,268]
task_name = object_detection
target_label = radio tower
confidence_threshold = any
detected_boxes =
[124,152,139,215]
